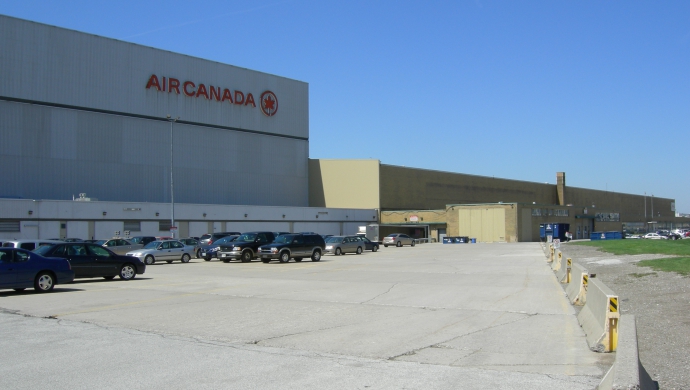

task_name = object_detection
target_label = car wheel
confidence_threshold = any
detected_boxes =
[34,272,55,292]
[144,255,155,265]
[103,276,116,280]
[356,246,362,254]
[279,251,290,263]
[241,250,253,263]
[411,240,416,247]
[396,241,402,247]
[119,264,137,280]
[166,260,173,264]
[372,246,378,252]
[204,257,211,261]
[181,253,191,263]
[311,250,321,262]
[335,247,342,256]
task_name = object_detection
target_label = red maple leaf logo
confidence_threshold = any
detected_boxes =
[260,91,278,116]
[263,95,275,110]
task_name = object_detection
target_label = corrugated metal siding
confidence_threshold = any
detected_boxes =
[0,100,308,205]
[0,15,309,206]
[0,15,308,139]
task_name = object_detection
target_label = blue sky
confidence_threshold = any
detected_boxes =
[2,1,689,213]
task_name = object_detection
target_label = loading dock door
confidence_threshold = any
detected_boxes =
[458,208,506,242]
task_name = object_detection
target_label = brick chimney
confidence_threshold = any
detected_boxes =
[556,172,566,206]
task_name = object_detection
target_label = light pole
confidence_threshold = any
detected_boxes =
[167,115,179,238]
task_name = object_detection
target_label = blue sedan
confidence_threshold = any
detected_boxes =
[0,248,74,293]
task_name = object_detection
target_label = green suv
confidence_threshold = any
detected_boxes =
[257,233,326,263]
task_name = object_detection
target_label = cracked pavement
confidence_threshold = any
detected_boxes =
[0,243,612,389]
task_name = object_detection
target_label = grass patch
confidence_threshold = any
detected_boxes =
[636,257,690,276]
[571,239,690,256]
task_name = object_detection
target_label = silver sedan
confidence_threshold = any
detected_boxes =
[126,240,193,265]
[96,238,144,255]
[324,236,364,256]
[382,233,415,247]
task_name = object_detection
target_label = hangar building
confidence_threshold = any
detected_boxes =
[0,15,684,242]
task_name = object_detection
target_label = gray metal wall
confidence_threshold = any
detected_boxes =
[0,15,309,206]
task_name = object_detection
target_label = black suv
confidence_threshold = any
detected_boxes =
[217,232,275,262]
[199,232,241,245]
[257,233,325,263]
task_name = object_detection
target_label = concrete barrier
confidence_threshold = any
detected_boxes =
[566,262,588,305]
[577,277,620,352]
[551,250,564,272]
[598,315,658,390]
[547,245,555,262]
[555,256,570,283]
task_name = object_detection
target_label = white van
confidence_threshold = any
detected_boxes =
[1,239,64,251]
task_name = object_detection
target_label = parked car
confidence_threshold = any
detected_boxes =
[0,248,75,292]
[324,235,364,256]
[217,232,276,262]
[128,236,158,246]
[199,232,241,245]
[382,233,416,247]
[2,239,64,251]
[178,238,201,258]
[126,240,193,265]
[93,238,144,255]
[665,232,682,240]
[642,233,667,240]
[33,242,145,280]
[258,233,325,263]
[356,236,379,252]
[198,235,239,261]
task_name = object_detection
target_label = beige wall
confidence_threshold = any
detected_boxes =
[308,159,380,209]
[379,165,558,210]
[566,187,674,222]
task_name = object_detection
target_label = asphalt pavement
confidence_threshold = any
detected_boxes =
[0,242,612,389]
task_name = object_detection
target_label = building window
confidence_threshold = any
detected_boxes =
[124,221,141,232]
[531,209,542,216]
[159,221,172,231]
[0,221,20,232]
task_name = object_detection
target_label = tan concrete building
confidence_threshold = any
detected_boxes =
[309,159,684,242]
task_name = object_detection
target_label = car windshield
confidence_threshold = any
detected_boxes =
[386,234,398,237]
[214,236,237,245]
[237,233,257,242]
[33,245,55,256]
[326,236,343,243]
[273,234,296,244]
[143,241,160,249]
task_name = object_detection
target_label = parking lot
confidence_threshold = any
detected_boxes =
[1,243,613,389]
